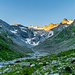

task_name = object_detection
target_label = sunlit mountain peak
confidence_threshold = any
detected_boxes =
[29,18,74,31]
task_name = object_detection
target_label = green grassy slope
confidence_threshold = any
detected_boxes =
[1,48,75,75]
[0,27,32,61]
[0,39,21,61]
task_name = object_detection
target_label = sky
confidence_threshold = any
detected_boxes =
[0,0,75,27]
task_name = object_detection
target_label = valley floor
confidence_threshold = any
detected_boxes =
[0,49,75,75]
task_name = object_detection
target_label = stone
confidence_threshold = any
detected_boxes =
[3,68,12,73]
[39,62,43,65]
[51,73,59,75]
[44,72,49,75]
[46,62,49,64]
[37,59,40,61]
[0,72,2,74]
[30,64,35,67]
[52,60,57,64]
[0,65,4,69]
[15,71,19,73]
[15,60,21,63]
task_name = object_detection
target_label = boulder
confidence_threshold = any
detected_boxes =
[3,68,12,73]
[15,60,21,63]
[52,60,57,64]
[30,64,35,67]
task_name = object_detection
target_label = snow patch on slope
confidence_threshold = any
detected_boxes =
[48,31,53,37]
[25,38,39,46]
[21,29,27,33]
[10,30,17,33]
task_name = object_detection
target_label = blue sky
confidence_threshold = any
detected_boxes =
[0,0,75,27]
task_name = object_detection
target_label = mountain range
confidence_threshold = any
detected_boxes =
[0,18,74,60]
[0,18,75,75]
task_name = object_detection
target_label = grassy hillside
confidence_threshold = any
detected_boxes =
[0,39,21,61]
[0,27,32,61]
[33,21,75,54]
[1,48,75,75]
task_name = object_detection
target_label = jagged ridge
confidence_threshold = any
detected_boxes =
[29,18,74,30]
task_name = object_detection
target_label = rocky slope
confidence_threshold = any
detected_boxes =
[33,20,75,54]
[28,18,73,47]
[11,24,53,47]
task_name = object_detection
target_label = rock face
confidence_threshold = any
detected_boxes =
[10,24,53,47]
[10,23,69,47]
